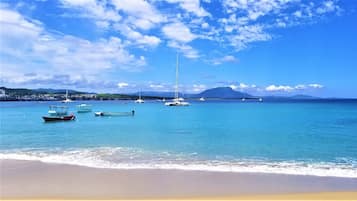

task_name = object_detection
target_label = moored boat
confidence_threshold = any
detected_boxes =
[165,53,190,106]
[77,104,92,113]
[43,114,75,122]
[61,90,73,103]
[95,110,135,117]
[42,106,75,122]
[165,101,189,106]
[135,91,144,103]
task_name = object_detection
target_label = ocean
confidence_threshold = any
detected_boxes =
[1,100,357,177]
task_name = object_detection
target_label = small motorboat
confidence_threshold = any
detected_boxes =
[77,103,92,113]
[95,110,135,117]
[42,105,75,122]
[43,114,75,122]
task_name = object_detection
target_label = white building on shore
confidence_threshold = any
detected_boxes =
[0,89,6,97]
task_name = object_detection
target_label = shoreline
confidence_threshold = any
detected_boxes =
[1,159,357,199]
[1,149,356,178]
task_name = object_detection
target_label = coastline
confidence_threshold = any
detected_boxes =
[1,159,357,199]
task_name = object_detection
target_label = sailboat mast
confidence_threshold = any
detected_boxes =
[65,90,68,99]
[175,53,179,99]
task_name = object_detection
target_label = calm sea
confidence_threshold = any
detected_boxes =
[1,100,357,177]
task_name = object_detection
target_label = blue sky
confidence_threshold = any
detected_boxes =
[0,0,356,97]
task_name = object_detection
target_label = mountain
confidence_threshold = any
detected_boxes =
[138,91,177,98]
[0,87,35,96]
[289,94,319,99]
[33,88,86,94]
[192,87,252,99]
[263,94,320,101]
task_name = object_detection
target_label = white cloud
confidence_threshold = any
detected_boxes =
[316,0,341,14]
[230,25,272,50]
[265,84,324,92]
[223,0,293,20]
[201,22,209,29]
[149,84,164,89]
[114,24,161,47]
[295,84,306,90]
[168,41,199,59]
[192,84,206,92]
[230,84,238,90]
[118,82,129,88]
[0,7,146,88]
[162,22,197,43]
[60,0,121,25]
[57,0,342,57]
[294,10,302,18]
[211,55,238,65]
[165,0,211,17]
[230,83,256,91]
[111,0,165,30]
[266,85,294,92]
[309,84,324,89]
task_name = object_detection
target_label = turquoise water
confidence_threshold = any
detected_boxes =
[1,100,357,177]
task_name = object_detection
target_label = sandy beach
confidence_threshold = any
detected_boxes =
[1,159,356,200]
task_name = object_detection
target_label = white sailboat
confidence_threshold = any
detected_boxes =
[135,91,144,103]
[199,97,205,101]
[61,90,73,103]
[165,53,189,106]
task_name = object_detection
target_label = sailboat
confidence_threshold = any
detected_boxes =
[165,53,189,106]
[61,90,73,103]
[135,91,144,103]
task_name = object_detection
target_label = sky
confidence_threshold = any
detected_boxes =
[0,0,356,97]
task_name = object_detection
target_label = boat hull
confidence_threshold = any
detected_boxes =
[95,111,135,116]
[165,101,190,106]
[42,114,75,122]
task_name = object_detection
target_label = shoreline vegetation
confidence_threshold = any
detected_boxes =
[1,159,356,200]
[0,86,262,102]
[1,86,356,102]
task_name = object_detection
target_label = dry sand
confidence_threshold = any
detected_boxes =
[1,159,356,200]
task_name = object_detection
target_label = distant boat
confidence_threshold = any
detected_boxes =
[61,90,73,103]
[199,97,205,101]
[165,53,189,106]
[135,91,144,103]
[259,98,263,102]
[241,98,246,102]
[77,104,92,113]
[95,110,135,117]
[43,105,75,122]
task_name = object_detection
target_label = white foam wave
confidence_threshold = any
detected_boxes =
[1,147,357,178]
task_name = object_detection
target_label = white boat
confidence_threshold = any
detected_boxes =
[165,53,189,106]
[135,91,144,103]
[61,90,73,103]
[259,98,263,102]
[95,111,135,116]
[199,97,205,101]
[77,104,92,113]
[165,101,190,106]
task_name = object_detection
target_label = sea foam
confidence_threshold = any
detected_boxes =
[1,147,357,178]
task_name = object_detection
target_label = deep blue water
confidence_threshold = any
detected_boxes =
[1,100,357,177]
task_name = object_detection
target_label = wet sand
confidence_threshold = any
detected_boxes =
[1,159,357,199]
